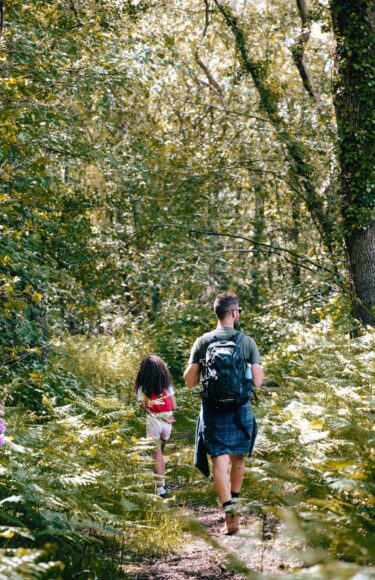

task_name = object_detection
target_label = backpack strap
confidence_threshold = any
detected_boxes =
[233,332,244,346]
[234,403,251,440]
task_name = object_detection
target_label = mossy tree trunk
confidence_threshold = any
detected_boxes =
[330,0,375,325]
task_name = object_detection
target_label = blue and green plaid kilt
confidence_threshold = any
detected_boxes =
[200,400,257,458]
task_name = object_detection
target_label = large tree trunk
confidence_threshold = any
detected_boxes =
[330,0,375,326]
[346,224,375,325]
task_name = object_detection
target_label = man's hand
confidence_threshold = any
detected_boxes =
[252,363,264,389]
[183,363,200,388]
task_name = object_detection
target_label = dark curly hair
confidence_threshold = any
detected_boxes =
[134,354,172,398]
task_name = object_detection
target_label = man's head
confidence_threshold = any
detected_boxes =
[213,292,242,329]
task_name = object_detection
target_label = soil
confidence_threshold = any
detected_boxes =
[121,504,303,579]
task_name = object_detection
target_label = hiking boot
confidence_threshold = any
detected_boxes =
[221,512,239,535]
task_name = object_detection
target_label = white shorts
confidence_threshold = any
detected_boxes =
[146,414,173,441]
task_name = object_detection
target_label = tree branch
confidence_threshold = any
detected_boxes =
[290,0,321,102]
[173,96,270,123]
[158,224,344,286]
[0,0,3,38]
[203,0,211,36]
[212,0,335,249]
[195,53,228,110]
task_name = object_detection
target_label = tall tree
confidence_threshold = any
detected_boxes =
[330,0,375,326]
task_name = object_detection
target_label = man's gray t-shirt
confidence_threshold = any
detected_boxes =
[188,327,262,367]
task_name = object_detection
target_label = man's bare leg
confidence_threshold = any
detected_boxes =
[212,454,231,504]
[229,454,246,494]
[213,454,240,535]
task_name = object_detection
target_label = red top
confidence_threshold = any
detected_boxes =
[144,390,173,414]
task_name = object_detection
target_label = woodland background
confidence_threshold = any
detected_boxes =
[0,1,374,578]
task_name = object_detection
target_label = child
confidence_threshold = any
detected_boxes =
[135,354,177,497]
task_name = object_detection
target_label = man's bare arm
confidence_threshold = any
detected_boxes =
[252,363,263,388]
[184,363,200,388]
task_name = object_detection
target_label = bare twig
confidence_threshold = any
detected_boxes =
[195,53,228,110]
[203,0,211,36]
[290,0,321,102]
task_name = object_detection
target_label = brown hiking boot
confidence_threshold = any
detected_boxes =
[221,512,239,535]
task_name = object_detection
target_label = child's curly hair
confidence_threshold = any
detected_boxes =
[134,354,172,397]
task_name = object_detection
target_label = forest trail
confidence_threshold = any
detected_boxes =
[121,413,303,578]
[122,503,303,579]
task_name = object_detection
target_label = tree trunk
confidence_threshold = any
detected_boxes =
[345,224,375,325]
[330,0,375,326]
[291,194,302,286]
[250,185,265,304]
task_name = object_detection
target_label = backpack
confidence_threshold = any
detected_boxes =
[201,332,248,408]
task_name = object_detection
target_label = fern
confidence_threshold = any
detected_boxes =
[0,334,184,577]
[249,321,375,570]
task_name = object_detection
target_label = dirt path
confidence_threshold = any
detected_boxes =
[122,504,303,579]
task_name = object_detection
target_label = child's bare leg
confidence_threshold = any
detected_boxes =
[154,439,167,495]
[153,442,166,475]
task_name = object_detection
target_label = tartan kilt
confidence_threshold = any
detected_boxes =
[200,400,257,457]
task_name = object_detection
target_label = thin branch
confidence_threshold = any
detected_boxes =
[203,0,211,36]
[0,0,3,38]
[173,96,270,123]
[40,145,91,160]
[210,246,321,276]
[195,53,228,110]
[212,0,335,249]
[290,0,321,102]
[157,224,344,285]
[282,255,320,275]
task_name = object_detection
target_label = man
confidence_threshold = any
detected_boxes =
[184,292,263,535]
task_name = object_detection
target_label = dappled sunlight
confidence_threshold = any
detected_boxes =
[1,0,374,577]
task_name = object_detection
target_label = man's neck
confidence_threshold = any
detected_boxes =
[217,321,234,330]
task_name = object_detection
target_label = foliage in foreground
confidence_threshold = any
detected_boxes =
[0,333,182,578]
[247,321,375,575]
[1,320,374,578]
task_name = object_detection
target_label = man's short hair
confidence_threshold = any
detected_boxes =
[214,292,239,320]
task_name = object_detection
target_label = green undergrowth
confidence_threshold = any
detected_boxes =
[243,320,375,577]
[0,332,184,578]
[164,320,375,579]
[1,320,374,578]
